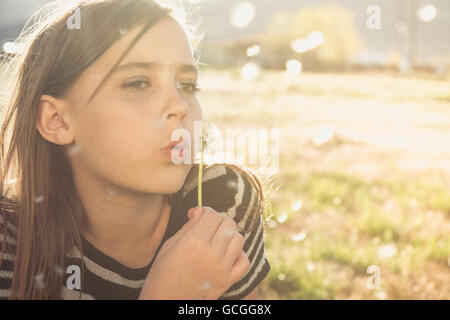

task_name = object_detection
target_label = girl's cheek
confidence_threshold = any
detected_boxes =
[152,117,165,129]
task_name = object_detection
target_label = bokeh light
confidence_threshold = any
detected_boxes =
[290,38,312,53]
[2,41,23,54]
[231,2,256,29]
[307,31,324,47]
[240,61,261,80]
[417,4,437,22]
[285,59,303,75]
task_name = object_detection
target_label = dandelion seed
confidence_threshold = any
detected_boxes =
[6,178,17,184]
[224,229,238,237]
[374,290,387,300]
[312,127,334,147]
[119,27,127,35]
[277,212,288,224]
[267,220,277,229]
[400,250,408,258]
[290,199,303,212]
[67,143,82,156]
[227,180,237,191]
[55,265,64,275]
[34,273,45,289]
[246,45,260,57]
[35,273,44,281]
[34,195,44,203]
[377,243,398,259]
[106,188,117,196]
[306,261,316,272]
[332,197,341,206]
[199,282,211,290]
[291,232,306,242]
[278,273,285,281]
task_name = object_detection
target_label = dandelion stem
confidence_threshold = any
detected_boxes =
[198,131,204,207]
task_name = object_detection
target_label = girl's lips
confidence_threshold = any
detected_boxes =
[161,137,183,151]
[161,143,184,158]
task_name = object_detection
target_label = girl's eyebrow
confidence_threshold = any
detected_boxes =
[112,61,198,76]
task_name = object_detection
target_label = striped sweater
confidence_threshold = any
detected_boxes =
[0,163,271,300]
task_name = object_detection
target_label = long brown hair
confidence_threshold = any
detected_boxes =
[0,0,203,300]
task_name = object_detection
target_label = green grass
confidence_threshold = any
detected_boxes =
[200,69,450,299]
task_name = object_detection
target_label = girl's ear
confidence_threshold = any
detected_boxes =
[36,94,74,146]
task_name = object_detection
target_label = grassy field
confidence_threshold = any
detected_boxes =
[197,68,450,299]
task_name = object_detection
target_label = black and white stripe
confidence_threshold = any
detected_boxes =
[0,163,271,300]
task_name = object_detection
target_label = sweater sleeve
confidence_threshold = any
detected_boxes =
[181,163,272,300]
[0,209,17,300]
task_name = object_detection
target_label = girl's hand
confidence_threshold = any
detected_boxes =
[138,206,251,300]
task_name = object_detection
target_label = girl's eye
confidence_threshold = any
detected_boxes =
[122,78,202,95]
[122,78,150,92]
[176,81,202,95]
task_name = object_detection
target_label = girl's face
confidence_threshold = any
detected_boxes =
[62,17,201,194]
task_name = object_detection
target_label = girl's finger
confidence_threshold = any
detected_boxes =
[209,217,239,255]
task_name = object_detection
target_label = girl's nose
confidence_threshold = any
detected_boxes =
[164,85,188,121]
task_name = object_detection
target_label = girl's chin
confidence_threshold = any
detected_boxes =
[161,164,191,189]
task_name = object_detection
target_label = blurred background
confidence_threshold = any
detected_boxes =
[1,0,449,299]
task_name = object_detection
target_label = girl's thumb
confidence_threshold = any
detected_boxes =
[187,206,203,220]
[169,207,203,245]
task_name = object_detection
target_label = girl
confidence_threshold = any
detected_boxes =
[0,0,271,300]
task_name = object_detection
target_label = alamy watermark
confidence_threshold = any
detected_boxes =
[366,265,381,290]
[66,265,81,290]
[366,5,381,30]
[66,7,81,30]
[169,121,280,173]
